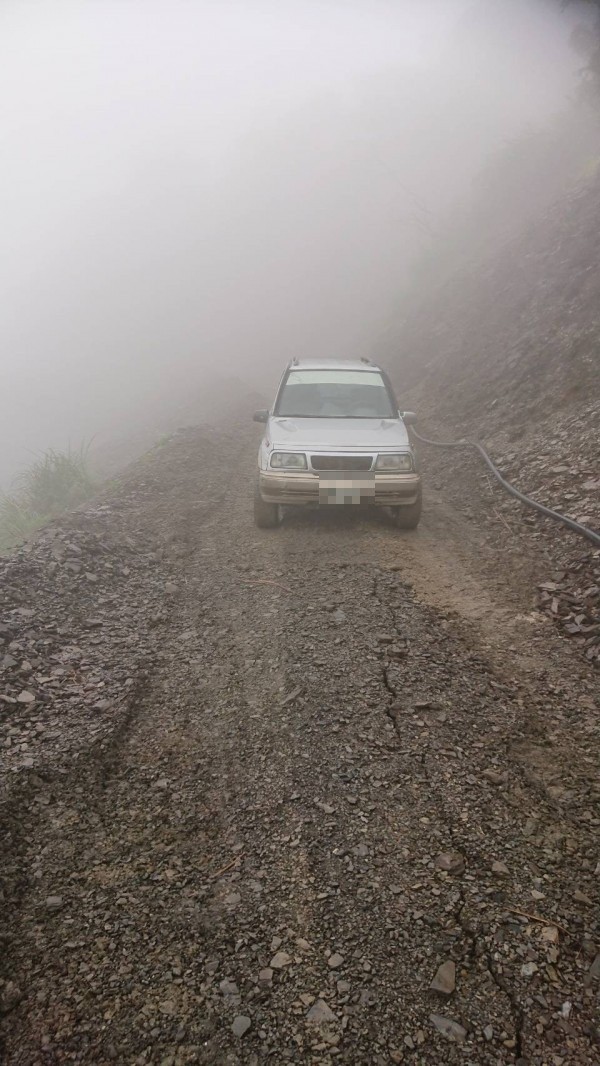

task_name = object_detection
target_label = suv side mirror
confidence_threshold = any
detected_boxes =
[401,410,417,426]
[253,409,269,423]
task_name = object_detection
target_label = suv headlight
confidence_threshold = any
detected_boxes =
[375,453,413,472]
[270,452,308,470]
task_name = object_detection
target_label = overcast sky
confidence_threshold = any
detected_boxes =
[0,0,589,481]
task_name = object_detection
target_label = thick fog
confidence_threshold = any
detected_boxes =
[0,0,593,483]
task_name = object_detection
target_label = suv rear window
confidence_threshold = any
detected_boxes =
[275,369,396,419]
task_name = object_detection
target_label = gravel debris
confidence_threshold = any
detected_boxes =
[0,422,598,1064]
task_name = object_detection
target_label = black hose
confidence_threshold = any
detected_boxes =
[411,427,600,549]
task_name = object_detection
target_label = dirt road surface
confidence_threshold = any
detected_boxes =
[1,419,598,1065]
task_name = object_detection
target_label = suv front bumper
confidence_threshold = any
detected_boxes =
[258,470,421,507]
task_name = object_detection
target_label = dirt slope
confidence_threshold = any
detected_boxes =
[386,172,600,665]
[1,418,598,1065]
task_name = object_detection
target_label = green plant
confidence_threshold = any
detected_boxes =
[0,494,46,553]
[0,443,95,554]
[17,443,94,515]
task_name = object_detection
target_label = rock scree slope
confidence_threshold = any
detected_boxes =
[1,416,598,1065]
[389,172,600,668]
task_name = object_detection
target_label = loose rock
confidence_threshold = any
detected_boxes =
[232,1016,251,1038]
[270,951,292,969]
[430,961,456,995]
[430,1015,467,1042]
[306,999,337,1026]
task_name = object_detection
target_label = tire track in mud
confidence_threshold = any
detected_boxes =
[1,424,598,1064]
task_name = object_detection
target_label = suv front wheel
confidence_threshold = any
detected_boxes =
[392,488,422,530]
[253,480,282,529]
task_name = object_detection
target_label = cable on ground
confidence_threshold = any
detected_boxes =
[410,427,600,548]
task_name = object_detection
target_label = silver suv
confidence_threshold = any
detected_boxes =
[253,358,421,529]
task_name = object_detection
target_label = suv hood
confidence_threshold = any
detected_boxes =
[268,416,410,451]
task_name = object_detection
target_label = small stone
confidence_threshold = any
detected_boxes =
[270,951,292,969]
[492,861,509,877]
[306,999,337,1026]
[17,690,35,704]
[388,644,407,659]
[430,1015,467,1042]
[430,960,456,995]
[219,978,239,998]
[296,938,311,951]
[541,927,559,944]
[336,980,351,994]
[483,769,507,786]
[521,962,538,977]
[232,1015,251,1038]
[45,895,63,911]
[589,954,600,979]
[258,968,273,985]
[573,889,592,905]
[328,953,344,969]
[165,582,178,595]
[0,982,22,1013]
[483,1025,494,1042]
[436,852,465,875]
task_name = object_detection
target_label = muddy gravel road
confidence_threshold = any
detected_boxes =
[1,420,598,1065]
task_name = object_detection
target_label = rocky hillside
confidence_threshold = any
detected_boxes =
[396,170,599,440]
[388,170,600,664]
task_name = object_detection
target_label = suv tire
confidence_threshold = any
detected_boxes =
[392,489,422,530]
[254,481,282,529]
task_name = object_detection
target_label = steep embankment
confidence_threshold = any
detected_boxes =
[391,172,600,665]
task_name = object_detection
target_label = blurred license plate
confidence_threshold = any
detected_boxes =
[319,473,375,505]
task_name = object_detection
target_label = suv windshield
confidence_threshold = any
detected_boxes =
[275,369,396,419]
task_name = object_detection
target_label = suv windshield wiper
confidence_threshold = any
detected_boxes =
[277,413,393,419]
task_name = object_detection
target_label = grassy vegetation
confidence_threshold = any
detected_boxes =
[0,444,95,554]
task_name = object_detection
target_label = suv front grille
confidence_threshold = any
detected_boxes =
[311,455,373,471]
